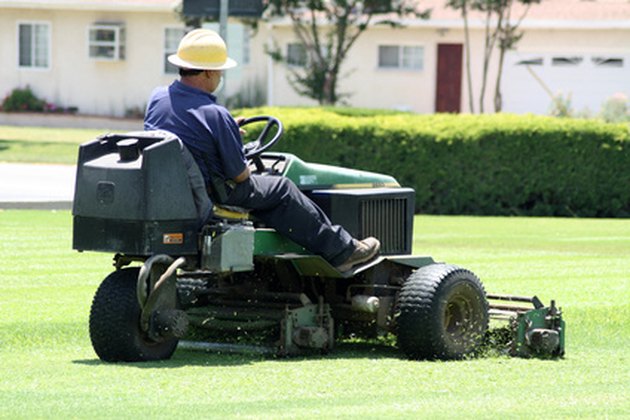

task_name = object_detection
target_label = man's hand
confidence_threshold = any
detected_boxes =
[234,116,247,137]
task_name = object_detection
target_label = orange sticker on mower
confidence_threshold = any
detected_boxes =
[163,233,184,244]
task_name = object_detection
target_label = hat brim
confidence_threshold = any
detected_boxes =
[167,54,237,70]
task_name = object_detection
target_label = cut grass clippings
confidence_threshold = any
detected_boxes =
[0,210,628,418]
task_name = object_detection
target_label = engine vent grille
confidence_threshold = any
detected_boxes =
[360,198,409,255]
[309,187,415,256]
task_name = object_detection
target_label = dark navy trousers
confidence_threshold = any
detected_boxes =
[224,175,355,266]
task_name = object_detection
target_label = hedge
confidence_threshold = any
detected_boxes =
[234,107,630,217]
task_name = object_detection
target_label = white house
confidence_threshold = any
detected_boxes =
[0,0,264,117]
[266,0,630,115]
[1,0,629,117]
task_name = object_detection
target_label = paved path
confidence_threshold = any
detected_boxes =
[0,113,141,210]
[0,163,75,209]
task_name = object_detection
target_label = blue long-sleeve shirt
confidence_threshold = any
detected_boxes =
[144,80,246,184]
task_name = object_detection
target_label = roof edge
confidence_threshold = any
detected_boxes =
[400,18,630,30]
[0,0,181,12]
[266,15,630,31]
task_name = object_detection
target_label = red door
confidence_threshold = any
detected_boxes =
[435,44,463,113]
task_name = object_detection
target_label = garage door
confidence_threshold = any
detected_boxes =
[501,52,630,115]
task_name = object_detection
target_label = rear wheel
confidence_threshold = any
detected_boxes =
[396,264,488,360]
[89,268,178,362]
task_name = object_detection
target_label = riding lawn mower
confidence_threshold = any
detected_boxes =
[72,116,565,362]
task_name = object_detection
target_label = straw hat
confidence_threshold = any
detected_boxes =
[167,29,237,70]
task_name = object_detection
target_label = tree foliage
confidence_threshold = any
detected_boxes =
[265,0,429,105]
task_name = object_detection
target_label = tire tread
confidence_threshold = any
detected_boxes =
[89,268,178,362]
[397,264,488,360]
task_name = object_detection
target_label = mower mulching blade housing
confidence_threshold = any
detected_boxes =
[488,294,565,358]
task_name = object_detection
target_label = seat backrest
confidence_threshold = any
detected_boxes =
[179,140,213,225]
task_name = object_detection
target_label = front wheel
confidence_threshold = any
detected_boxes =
[396,264,489,360]
[89,268,178,362]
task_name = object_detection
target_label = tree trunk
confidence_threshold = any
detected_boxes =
[494,48,505,112]
[462,2,475,113]
[321,71,337,105]
[479,9,493,113]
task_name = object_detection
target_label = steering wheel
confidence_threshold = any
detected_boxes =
[240,116,283,160]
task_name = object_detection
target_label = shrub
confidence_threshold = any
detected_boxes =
[2,86,46,112]
[125,106,145,119]
[1,86,78,114]
[599,93,630,123]
[226,79,266,109]
[236,107,630,217]
[548,93,573,118]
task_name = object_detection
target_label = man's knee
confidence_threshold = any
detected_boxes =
[254,175,297,198]
[276,176,297,194]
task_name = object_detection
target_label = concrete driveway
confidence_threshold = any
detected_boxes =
[0,163,75,209]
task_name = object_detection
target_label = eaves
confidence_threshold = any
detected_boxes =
[267,16,630,31]
[403,18,630,31]
[0,0,181,12]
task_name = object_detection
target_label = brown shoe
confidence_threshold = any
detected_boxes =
[336,237,381,272]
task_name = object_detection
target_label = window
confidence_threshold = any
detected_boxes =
[592,57,623,68]
[164,27,186,74]
[378,45,423,70]
[18,22,50,69]
[287,43,307,67]
[516,58,543,66]
[242,27,251,66]
[89,24,125,61]
[551,56,582,67]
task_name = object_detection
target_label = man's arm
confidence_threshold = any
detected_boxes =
[211,108,249,182]
[233,166,250,183]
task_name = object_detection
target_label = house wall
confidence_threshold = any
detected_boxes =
[264,23,496,114]
[2,3,628,118]
[262,22,630,115]
[344,26,436,113]
[0,7,186,117]
[500,26,630,115]
[0,5,267,117]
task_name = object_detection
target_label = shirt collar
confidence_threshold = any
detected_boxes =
[172,79,217,102]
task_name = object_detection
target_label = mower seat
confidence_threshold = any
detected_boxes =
[212,204,250,221]
[181,148,251,223]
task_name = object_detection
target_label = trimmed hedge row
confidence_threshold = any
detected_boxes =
[235,107,630,217]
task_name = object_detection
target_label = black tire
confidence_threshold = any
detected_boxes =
[396,264,489,360]
[89,268,178,362]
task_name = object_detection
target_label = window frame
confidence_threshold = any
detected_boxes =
[592,56,624,68]
[286,42,307,67]
[242,26,251,66]
[551,56,583,67]
[17,21,51,70]
[88,23,126,61]
[378,45,424,71]
[516,57,544,66]
[163,26,187,75]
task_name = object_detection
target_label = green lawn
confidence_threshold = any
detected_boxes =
[0,125,106,164]
[0,211,628,418]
